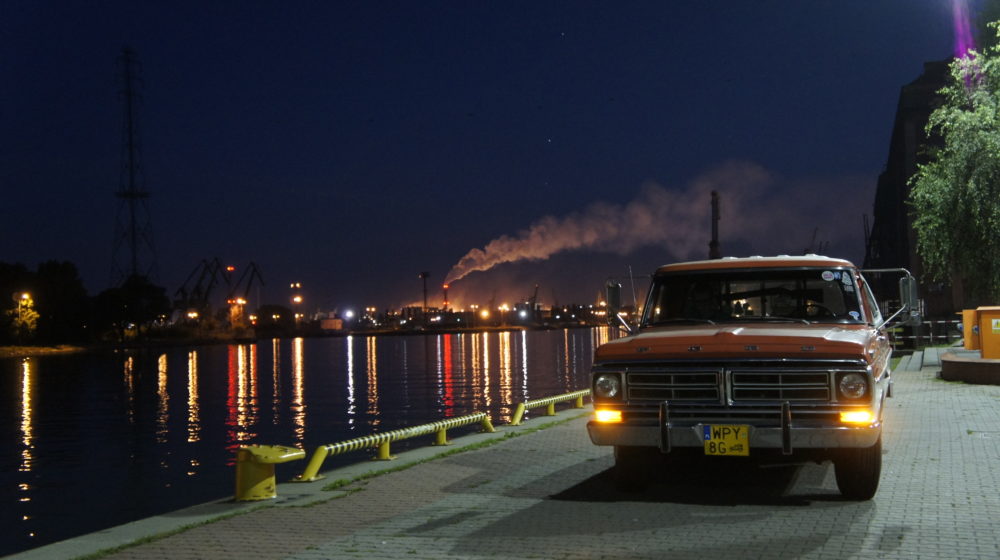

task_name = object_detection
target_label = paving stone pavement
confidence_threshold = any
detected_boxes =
[14,347,1000,560]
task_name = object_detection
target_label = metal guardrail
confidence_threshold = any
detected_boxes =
[509,388,591,426]
[889,320,962,348]
[292,412,495,482]
[238,388,594,493]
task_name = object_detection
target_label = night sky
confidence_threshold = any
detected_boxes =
[2,2,965,314]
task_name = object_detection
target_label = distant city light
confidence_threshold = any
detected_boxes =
[345,310,355,319]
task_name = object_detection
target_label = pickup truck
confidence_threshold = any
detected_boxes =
[587,255,919,500]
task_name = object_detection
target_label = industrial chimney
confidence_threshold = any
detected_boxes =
[708,191,721,259]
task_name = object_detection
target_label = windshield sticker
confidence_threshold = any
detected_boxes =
[821,271,836,282]
[841,274,853,286]
[845,285,854,293]
[849,311,861,320]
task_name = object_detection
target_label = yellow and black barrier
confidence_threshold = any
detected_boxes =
[292,412,495,482]
[234,444,307,501]
[234,388,594,496]
[509,388,590,426]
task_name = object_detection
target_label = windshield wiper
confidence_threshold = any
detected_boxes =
[651,318,716,326]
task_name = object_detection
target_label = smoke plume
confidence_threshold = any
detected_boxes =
[444,161,870,284]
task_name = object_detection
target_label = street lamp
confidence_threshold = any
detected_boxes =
[11,292,32,343]
[290,282,303,328]
[18,292,30,322]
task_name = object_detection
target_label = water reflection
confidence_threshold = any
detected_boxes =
[19,359,33,475]
[270,339,281,425]
[291,338,305,442]
[366,336,380,425]
[157,354,169,444]
[187,351,200,444]
[1,329,605,557]
[441,335,454,417]
[226,344,260,449]
[346,336,356,428]
[123,355,135,423]
[498,331,512,417]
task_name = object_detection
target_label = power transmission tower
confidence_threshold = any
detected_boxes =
[110,46,158,287]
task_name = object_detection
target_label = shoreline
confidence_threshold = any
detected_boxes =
[0,345,86,359]
[0,324,601,359]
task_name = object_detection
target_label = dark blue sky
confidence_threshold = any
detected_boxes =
[2,2,964,312]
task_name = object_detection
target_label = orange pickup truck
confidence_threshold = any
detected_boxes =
[588,255,919,500]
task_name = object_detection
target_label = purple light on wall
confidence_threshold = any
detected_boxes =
[953,0,976,58]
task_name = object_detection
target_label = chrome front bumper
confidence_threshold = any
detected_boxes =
[587,420,881,450]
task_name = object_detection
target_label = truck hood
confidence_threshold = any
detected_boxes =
[596,323,876,362]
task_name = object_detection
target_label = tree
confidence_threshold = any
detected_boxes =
[909,23,1000,306]
[7,292,39,343]
[33,260,90,343]
[92,275,170,341]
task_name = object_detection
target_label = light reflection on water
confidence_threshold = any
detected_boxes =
[187,350,200,444]
[1,327,614,556]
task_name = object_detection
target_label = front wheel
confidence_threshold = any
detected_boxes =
[833,436,882,500]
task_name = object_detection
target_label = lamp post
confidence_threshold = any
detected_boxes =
[290,282,303,330]
[12,292,32,343]
[18,293,29,324]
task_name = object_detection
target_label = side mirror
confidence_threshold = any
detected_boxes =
[898,275,922,327]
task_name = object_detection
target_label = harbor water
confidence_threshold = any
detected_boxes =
[0,327,613,557]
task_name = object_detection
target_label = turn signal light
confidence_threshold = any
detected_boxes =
[840,410,874,425]
[595,409,623,423]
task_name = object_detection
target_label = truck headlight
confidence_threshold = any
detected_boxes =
[594,373,622,399]
[838,373,867,399]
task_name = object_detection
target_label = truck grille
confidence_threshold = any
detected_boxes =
[627,368,721,401]
[730,370,830,401]
[612,360,866,406]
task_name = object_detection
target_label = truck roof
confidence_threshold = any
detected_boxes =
[654,254,856,274]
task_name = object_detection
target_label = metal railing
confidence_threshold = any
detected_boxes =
[236,388,594,493]
[890,320,962,348]
[509,388,591,426]
[293,412,495,482]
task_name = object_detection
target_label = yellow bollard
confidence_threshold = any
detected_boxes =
[510,403,527,426]
[234,445,305,501]
[377,441,392,460]
[546,402,556,416]
[434,428,449,446]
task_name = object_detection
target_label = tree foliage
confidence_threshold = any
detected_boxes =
[909,23,1000,305]
[92,274,171,341]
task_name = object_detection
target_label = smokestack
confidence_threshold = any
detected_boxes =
[442,284,449,311]
[709,190,721,259]
[418,271,430,314]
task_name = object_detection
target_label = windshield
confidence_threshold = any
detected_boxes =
[643,268,864,326]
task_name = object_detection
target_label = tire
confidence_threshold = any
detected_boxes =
[614,445,653,492]
[834,436,882,500]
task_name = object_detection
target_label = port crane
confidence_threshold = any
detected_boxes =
[175,258,231,317]
[226,262,265,327]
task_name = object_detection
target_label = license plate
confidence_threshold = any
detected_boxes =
[703,424,749,456]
